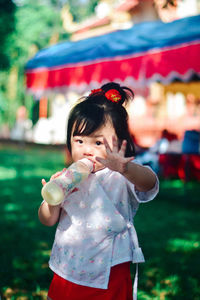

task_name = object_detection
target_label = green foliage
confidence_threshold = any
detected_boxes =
[67,0,99,22]
[0,90,8,123]
[0,0,100,127]
[0,0,70,127]
[0,0,16,70]
[6,1,66,68]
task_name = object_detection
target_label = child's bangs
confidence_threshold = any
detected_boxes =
[72,115,104,137]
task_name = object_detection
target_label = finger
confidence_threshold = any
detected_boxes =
[125,156,134,163]
[95,156,107,166]
[61,168,67,174]
[103,137,112,153]
[41,179,46,186]
[50,171,62,180]
[119,140,127,156]
[112,136,118,152]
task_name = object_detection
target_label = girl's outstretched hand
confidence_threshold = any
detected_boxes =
[96,136,134,174]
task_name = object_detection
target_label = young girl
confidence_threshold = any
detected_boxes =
[38,82,159,300]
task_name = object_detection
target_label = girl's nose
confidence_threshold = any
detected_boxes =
[83,146,93,157]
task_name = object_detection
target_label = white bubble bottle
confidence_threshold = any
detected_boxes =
[41,158,94,206]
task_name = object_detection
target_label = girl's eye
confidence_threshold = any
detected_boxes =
[77,139,83,144]
[96,141,102,146]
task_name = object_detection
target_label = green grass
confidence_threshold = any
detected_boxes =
[0,143,200,299]
[133,179,200,300]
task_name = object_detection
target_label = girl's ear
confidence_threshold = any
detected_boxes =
[65,147,73,165]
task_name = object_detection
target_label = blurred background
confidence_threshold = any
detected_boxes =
[0,0,200,299]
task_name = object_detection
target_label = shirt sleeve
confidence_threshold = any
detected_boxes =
[126,164,159,203]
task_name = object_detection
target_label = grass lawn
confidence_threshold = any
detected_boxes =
[0,143,199,299]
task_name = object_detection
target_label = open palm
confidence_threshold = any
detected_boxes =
[96,136,134,174]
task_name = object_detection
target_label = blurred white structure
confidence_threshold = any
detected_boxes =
[177,0,199,18]
[10,106,33,142]
[32,92,78,144]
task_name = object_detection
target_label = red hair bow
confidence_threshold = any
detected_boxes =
[105,89,122,103]
[89,88,122,103]
[89,88,103,95]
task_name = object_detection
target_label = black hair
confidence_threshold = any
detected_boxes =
[66,82,135,157]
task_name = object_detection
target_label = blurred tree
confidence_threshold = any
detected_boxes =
[65,0,99,22]
[0,0,15,126]
[0,0,70,127]
[7,0,69,68]
[0,0,16,70]
[0,0,100,128]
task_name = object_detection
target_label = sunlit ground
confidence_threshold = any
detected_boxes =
[0,143,199,299]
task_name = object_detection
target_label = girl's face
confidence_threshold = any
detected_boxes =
[70,119,117,172]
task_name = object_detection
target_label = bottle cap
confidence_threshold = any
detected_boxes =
[79,158,95,172]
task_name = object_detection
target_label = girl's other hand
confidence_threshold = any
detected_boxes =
[41,168,67,186]
[41,178,46,186]
[95,136,134,174]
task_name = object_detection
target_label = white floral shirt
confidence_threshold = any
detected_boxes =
[49,164,159,289]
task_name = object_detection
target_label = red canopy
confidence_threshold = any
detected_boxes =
[25,15,200,97]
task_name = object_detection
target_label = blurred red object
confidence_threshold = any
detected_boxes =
[159,154,182,179]
[159,154,200,181]
[180,155,200,181]
[39,97,48,118]
[161,129,178,142]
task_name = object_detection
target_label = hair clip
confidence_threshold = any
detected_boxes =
[89,88,103,96]
[105,89,122,103]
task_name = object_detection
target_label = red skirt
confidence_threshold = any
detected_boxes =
[48,262,133,300]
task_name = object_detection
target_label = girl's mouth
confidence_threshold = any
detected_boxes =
[84,157,96,172]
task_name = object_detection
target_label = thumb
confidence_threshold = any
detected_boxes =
[95,156,107,166]
[41,179,46,186]
[126,156,135,163]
